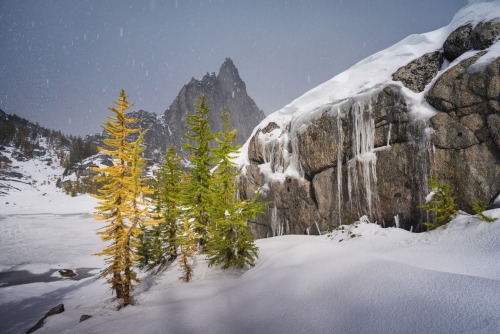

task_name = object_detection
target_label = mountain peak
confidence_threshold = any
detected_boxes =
[217,57,246,94]
[220,57,236,71]
[162,57,265,154]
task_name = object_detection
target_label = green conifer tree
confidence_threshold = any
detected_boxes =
[206,110,266,268]
[472,199,496,222]
[177,217,197,282]
[182,96,215,243]
[159,146,184,260]
[419,177,458,230]
[142,145,184,268]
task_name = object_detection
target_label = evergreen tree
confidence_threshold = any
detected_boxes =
[158,146,184,260]
[92,90,151,307]
[141,145,184,268]
[419,177,458,230]
[205,110,266,268]
[182,96,215,243]
[120,131,154,305]
[472,199,496,222]
[177,217,197,282]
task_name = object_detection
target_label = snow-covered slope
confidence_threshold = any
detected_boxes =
[0,139,96,215]
[2,209,499,334]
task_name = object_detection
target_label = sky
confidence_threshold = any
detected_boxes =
[0,0,468,136]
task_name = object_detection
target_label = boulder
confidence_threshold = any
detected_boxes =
[58,269,77,278]
[296,113,344,178]
[80,315,92,322]
[443,24,472,61]
[443,21,500,62]
[26,304,64,334]
[430,112,479,149]
[431,144,500,212]
[392,51,444,92]
[487,114,500,150]
[425,52,491,115]
[471,20,500,50]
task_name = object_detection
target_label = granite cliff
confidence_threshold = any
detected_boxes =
[238,2,500,237]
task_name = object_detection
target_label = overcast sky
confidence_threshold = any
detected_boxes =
[1,0,468,136]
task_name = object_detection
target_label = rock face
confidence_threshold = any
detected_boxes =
[443,24,473,61]
[392,51,444,92]
[443,20,500,62]
[427,49,500,212]
[240,20,500,238]
[161,58,265,156]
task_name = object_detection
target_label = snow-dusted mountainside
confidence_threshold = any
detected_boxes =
[0,139,93,215]
[0,109,102,198]
[239,1,500,237]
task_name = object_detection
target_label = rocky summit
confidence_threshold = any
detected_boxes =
[161,58,265,155]
[238,3,500,237]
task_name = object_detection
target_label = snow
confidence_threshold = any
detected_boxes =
[1,202,500,334]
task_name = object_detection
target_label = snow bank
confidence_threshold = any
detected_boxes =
[26,211,500,334]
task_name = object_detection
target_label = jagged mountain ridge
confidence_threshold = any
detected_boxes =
[88,58,265,162]
[162,58,265,153]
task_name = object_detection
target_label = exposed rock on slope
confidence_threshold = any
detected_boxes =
[392,51,444,92]
[162,58,265,154]
[239,3,500,237]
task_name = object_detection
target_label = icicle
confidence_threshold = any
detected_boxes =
[336,106,344,226]
[394,214,400,228]
[271,204,278,237]
[346,98,379,220]
[315,221,321,235]
[270,140,276,172]
[386,123,392,147]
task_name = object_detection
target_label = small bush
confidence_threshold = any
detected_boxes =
[472,199,496,222]
[419,177,458,230]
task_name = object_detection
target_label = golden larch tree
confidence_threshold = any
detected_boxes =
[93,90,152,306]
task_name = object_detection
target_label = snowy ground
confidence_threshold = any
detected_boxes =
[2,177,500,334]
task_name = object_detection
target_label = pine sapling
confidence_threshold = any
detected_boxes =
[177,217,197,282]
[419,177,458,230]
[472,199,496,222]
